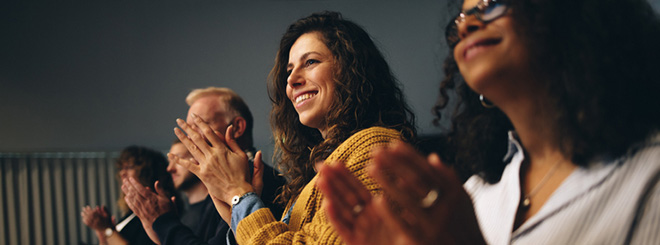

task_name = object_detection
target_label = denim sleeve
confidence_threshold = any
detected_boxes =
[230,192,264,232]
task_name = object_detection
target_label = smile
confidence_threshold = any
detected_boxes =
[295,91,318,104]
[463,38,501,61]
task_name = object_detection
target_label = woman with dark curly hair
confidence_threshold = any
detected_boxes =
[170,11,416,244]
[319,0,660,244]
[82,146,177,245]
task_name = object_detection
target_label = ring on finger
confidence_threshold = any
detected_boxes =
[352,204,364,215]
[420,188,440,208]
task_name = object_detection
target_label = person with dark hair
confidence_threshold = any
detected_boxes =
[82,145,177,245]
[319,0,660,244]
[170,11,416,244]
[122,87,286,245]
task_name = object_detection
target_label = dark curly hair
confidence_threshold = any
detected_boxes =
[115,145,177,213]
[269,11,417,204]
[435,0,660,183]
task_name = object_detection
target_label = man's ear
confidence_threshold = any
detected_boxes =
[231,116,247,139]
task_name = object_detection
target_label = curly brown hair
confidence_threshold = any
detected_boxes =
[435,0,660,183]
[269,11,416,204]
[115,145,177,214]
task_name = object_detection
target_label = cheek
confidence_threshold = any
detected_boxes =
[453,46,465,70]
[285,85,293,100]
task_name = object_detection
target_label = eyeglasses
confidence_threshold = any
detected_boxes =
[445,0,509,47]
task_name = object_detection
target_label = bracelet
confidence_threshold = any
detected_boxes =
[231,192,257,207]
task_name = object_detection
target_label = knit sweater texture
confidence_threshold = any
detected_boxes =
[235,126,401,244]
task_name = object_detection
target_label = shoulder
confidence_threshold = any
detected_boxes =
[326,126,402,163]
[340,126,401,148]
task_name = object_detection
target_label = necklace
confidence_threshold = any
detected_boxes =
[521,158,562,209]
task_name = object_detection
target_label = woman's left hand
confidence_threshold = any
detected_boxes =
[170,114,254,205]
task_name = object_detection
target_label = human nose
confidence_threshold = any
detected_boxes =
[287,68,305,88]
[166,160,176,173]
[457,13,484,40]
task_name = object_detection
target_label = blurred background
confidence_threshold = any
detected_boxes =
[2,0,659,244]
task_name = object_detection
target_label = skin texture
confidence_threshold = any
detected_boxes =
[83,162,137,245]
[453,0,534,107]
[320,0,569,243]
[318,141,486,245]
[122,179,173,244]
[286,32,337,139]
[169,33,338,226]
[170,116,264,224]
[167,143,203,195]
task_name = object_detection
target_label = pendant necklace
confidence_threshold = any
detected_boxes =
[521,158,562,209]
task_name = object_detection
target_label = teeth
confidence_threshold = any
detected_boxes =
[295,93,316,103]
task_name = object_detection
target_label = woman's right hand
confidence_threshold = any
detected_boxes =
[319,141,487,245]
[368,141,486,245]
[81,205,114,232]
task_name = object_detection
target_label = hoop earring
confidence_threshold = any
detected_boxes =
[479,94,495,108]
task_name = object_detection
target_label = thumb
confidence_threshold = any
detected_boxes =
[170,196,179,215]
[427,153,444,169]
[252,151,265,197]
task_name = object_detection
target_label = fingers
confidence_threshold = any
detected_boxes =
[322,198,356,241]
[167,151,200,175]
[102,205,110,215]
[318,167,355,234]
[372,142,443,203]
[190,113,226,150]
[371,196,415,241]
[224,125,246,157]
[252,151,264,197]
[317,163,371,228]
[174,119,211,160]
[370,149,423,210]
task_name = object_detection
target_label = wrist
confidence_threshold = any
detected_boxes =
[225,184,254,204]
[231,192,258,208]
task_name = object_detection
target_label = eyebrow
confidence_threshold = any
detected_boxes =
[287,51,321,70]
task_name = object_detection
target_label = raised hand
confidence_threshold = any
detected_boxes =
[170,114,254,205]
[81,205,114,231]
[319,141,486,245]
[252,150,265,197]
[317,162,414,245]
[122,178,175,244]
[368,141,486,245]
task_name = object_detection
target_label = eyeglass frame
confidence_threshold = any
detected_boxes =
[445,0,510,47]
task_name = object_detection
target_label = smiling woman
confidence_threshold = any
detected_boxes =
[285,32,337,138]
[318,0,660,244]
[169,11,416,244]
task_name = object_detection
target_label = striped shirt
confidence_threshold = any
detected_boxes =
[464,132,660,244]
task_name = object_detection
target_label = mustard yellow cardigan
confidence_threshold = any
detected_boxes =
[235,127,401,244]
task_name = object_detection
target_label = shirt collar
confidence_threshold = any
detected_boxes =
[503,130,523,163]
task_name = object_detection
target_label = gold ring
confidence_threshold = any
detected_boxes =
[420,189,439,208]
[352,204,363,215]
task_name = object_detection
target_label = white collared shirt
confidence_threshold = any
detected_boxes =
[464,132,660,244]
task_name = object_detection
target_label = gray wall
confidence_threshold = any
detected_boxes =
[3,0,659,158]
[1,1,452,160]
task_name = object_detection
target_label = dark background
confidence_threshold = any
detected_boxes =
[2,0,659,159]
